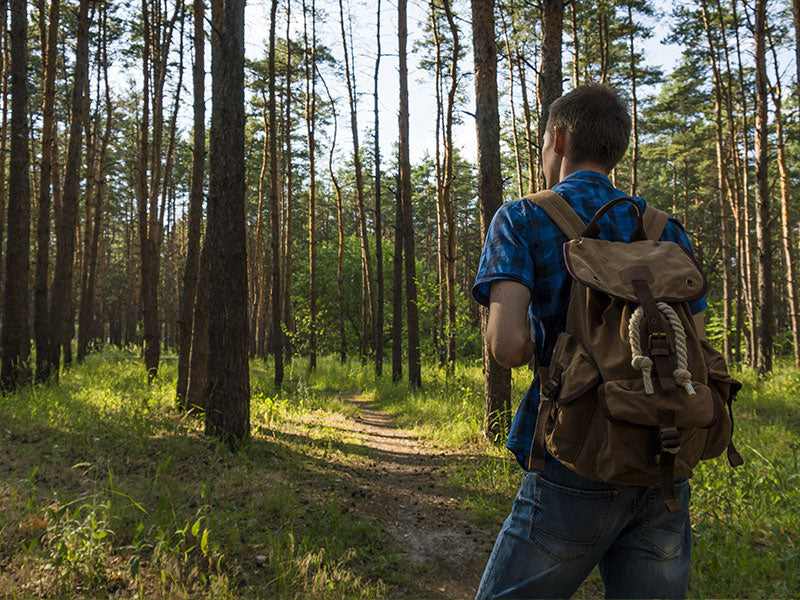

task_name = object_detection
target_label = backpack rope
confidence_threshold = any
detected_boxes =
[629,303,697,396]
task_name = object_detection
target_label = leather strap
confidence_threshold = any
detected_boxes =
[528,398,553,472]
[631,279,676,392]
[643,205,669,241]
[524,191,586,240]
[658,409,682,513]
[582,196,646,241]
[726,398,744,467]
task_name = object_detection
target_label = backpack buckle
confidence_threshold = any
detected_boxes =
[659,425,680,454]
[541,377,561,400]
[649,332,669,356]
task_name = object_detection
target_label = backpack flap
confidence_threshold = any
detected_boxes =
[598,380,718,429]
[563,238,707,303]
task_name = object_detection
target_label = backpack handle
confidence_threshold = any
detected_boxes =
[581,196,647,242]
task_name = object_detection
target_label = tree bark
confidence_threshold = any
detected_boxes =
[537,0,563,190]
[33,0,59,381]
[204,0,250,447]
[0,0,8,322]
[373,0,383,376]
[268,0,283,385]
[753,0,772,374]
[177,0,206,407]
[46,0,90,381]
[627,3,638,196]
[282,1,294,358]
[472,0,511,439]
[392,177,403,382]
[186,244,209,411]
[303,0,318,370]
[398,0,421,387]
[0,0,31,388]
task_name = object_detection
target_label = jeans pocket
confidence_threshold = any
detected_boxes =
[529,475,618,561]
[638,480,691,559]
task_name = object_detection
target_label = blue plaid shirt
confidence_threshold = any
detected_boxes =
[472,171,708,469]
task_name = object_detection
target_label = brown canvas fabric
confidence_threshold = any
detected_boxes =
[524,191,743,512]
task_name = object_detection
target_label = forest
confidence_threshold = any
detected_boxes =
[0,0,799,597]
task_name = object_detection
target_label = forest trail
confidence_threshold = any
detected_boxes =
[309,399,498,598]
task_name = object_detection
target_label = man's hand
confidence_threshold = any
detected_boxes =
[487,280,534,367]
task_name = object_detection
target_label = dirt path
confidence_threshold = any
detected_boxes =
[310,400,498,598]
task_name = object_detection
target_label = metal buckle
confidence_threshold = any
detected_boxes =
[649,332,669,356]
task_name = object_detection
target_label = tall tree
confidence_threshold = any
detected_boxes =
[177,0,206,407]
[0,0,31,388]
[303,0,318,370]
[373,0,384,376]
[78,4,113,361]
[537,0,563,190]
[268,0,283,386]
[398,0,421,387]
[339,0,376,364]
[752,0,772,374]
[204,0,250,446]
[33,0,59,381]
[46,0,90,380]
[0,0,7,316]
[768,38,799,367]
[472,0,511,439]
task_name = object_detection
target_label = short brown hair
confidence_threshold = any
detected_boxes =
[546,84,631,172]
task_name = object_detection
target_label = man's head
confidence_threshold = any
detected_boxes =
[542,84,631,186]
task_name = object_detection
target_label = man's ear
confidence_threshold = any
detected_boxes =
[552,126,566,156]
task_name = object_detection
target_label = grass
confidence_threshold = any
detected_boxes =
[1,350,798,598]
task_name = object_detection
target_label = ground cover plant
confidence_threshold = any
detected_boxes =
[0,351,798,598]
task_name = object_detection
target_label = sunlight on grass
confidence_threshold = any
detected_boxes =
[1,351,798,598]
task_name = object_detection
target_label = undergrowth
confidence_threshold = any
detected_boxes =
[1,350,797,598]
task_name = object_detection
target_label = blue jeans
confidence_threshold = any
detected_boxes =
[476,457,691,599]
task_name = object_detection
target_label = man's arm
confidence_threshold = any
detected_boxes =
[487,280,534,367]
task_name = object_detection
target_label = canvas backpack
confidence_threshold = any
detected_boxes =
[523,191,743,512]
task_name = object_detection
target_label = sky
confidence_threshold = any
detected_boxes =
[241,0,683,166]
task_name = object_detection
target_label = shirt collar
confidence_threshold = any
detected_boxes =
[555,170,612,188]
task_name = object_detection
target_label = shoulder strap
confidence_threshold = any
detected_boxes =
[523,190,586,240]
[643,205,669,241]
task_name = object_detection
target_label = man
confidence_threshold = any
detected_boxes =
[472,84,707,599]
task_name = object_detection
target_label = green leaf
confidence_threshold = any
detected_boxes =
[200,529,209,555]
[191,518,202,537]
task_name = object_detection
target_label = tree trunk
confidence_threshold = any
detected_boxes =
[753,0,772,374]
[472,0,511,439]
[339,0,375,365]
[500,6,523,199]
[537,0,563,190]
[204,0,250,447]
[441,0,458,368]
[177,0,206,407]
[0,0,8,322]
[186,244,210,411]
[373,0,383,377]
[0,0,31,388]
[627,4,638,196]
[392,178,403,382]
[793,0,800,108]
[282,2,294,358]
[700,0,732,362]
[78,7,112,361]
[268,0,283,385]
[768,40,800,367]
[33,0,59,381]
[399,0,421,387]
[303,0,318,370]
[46,0,90,381]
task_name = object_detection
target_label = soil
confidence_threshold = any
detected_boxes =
[312,400,500,599]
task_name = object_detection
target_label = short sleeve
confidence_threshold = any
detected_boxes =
[661,217,708,315]
[472,201,535,307]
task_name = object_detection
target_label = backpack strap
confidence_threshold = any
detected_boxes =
[643,205,669,241]
[523,191,586,240]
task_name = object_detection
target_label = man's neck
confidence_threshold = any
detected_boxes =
[558,160,608,183]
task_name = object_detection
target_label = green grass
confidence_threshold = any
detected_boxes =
[1,350,798,598]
